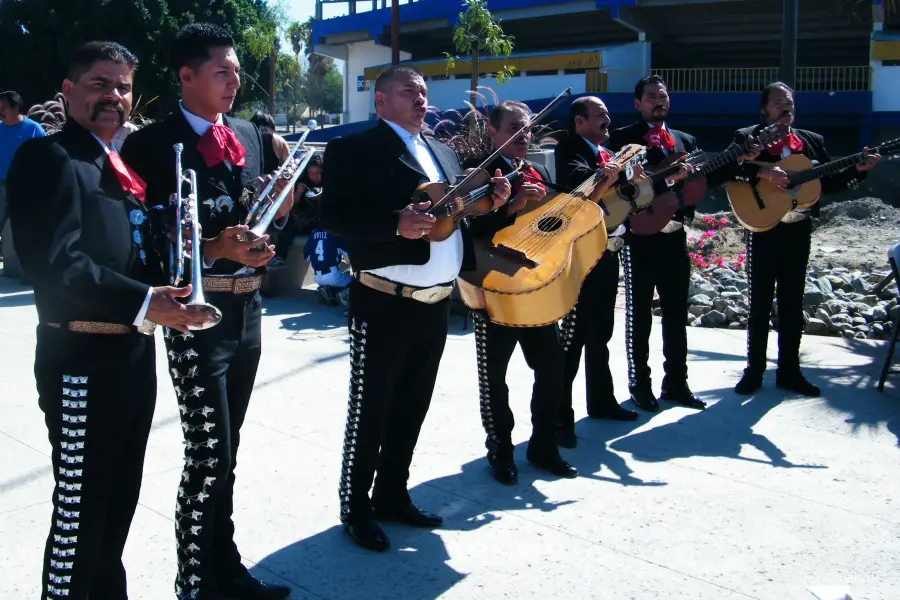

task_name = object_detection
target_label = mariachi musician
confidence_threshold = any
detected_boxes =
[554,95,641,448]
[469,100,578,484]
[607,75,709,414]
[7,41,214,600]
[121,23,292,600]
[729,82,878,397]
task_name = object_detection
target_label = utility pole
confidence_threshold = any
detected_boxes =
[780,0,798,88]
[391,0,400,64]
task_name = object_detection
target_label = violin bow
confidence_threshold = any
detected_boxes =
[432,87,574,209]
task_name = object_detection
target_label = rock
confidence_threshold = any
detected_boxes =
[703,310,727,327]
[803,286,826,308]
[725,306,746,322]
[854,331,868,340]
[890,305,900,322]
[825,274,848,291]
[712,298,728,312]
[872,323,885,338]
[854,324,870,334]
[814,309,832,326]
[806,318,828,335]
[688,282,717,298]
[862,295,880,307]
[731,279,749,291]
[852,316,867,326]
[652,307,663,317]
[689,305,711,317]
[712,268,733,280]
[728,322,744,330]
[689,294,713,307]
[830,313,851,325]
[686,313,698,325]
[815,277,833,294]
[724,285,741,294]
[823,300,847,315]
[721,291,744,301]
[851,276,870,294]
[873,306,889,322]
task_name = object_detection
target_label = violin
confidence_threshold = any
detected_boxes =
[419,87,573,243]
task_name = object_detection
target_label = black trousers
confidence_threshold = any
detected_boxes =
[745,219,812,375]
[622,228,691,393]
[339,280,449,524]
[273,217,297,259]
[164,290,262,600]
[35,326,156,600]
[472,313,562,455]
[560,250,620,424]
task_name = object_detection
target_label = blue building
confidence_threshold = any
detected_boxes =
[307,0,900,150]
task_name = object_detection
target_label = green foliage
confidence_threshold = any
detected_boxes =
[444,0,515,85]
[286,16,337,116]
[0,0,284,119]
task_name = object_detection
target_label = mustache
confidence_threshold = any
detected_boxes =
[781,109,794,118]
[653,105,667,111]
[90,101,125,123]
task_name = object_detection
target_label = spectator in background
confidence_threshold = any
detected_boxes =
[112,120,139,150]
[303,228,350,306]
[308,117,318,130]
[250,110,292,266]
[272,153,324,263]
[0,90,46,250]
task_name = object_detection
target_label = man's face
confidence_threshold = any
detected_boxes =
[375,73,428,132]
[575,98,611,141]
[763,87,795,126]
[636,83,669,123]
[62,60,134,137]
[306,165,322,186]
[181,46,241,116]
[490,107,531,160]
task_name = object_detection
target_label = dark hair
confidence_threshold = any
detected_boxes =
[250,111,275,133]
[170,22,235,75]
[634,74,667,100]
[760,81,793,108]
[374,66,424,94]
[567,96,595,135]
[308,153,323,167]
[67,41,137,83]
[0,91,24,110]
[489,100,529,130]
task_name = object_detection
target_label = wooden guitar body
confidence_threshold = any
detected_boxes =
[457,195,608,327]
[627,151,703,236]
[727,154,818,232]
[597,175,655,229]
[418,168,495,242]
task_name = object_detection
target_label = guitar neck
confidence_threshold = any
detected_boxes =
[684,138,752,183]
[789,152,864,186]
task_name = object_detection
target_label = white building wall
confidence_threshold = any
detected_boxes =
[345,41,411,123]
[423,74,588,111]
[871,63,900,112]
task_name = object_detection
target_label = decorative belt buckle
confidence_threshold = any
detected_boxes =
[411,286,449,304]
[607,237,624,253]
[781,211,807,224]
[137,320,158,336]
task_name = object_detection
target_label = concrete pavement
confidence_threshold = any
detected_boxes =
[1,276,898,599]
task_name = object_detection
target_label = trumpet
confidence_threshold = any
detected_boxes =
[170,142,223,330]
[243,129,317,247]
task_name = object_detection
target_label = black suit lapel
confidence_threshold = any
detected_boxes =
[423,136,454,182]
[376,120,428,179]
[573,135,597,166]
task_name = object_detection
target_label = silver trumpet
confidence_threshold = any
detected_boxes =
[170,142,222,330]
[243,129,317,247]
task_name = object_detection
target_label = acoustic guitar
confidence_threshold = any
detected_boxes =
[728,137,900,232]
[456,146,642,327]
[630,122,788,235]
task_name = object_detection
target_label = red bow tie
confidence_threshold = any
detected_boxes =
[643,126,676,152]
[196,124,247,168]
[516,163,545,194]
[107,151,146,202]
[596,148,613,168]
[766,131,804,156]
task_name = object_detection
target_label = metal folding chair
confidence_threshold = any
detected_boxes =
[877,243,900,392]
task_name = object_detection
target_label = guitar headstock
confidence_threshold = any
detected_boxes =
[756,122,789,149]
[873,138,900,161]
[612,144,647,180]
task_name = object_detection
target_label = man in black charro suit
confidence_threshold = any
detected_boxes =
[321,66,511,553]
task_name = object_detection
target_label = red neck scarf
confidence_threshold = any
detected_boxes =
[596,147,613,168]
[517,162,545,194]
[107,151,146,202]
[643,125,676,152]
[196,123,247,168]
[766,131,804,156]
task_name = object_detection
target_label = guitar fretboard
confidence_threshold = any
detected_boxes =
[788,152,866,187]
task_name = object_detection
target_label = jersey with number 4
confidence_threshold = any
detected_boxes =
[303,230,350,287]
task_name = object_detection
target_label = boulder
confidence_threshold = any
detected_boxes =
[873,305,889,322]
[825,274,848,291]
[815,277,833,294]
[851,276,870,294]
[854,331,868,340]
[689,294,713,307]
[728,321,744,330]
[852,316,867,326]
[803,286,827,308]
[721,291,744,301]
[805,318,828,335]
[862,295,880,307]
[830,313,851,325]
[703,310,727,327]
[712,297,728,312]
[688,282,717,298]
[872,323,885,338]
[814,309,832,326]
[689,305,711,317]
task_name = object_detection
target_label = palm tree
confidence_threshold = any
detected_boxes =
[290,17,334,120]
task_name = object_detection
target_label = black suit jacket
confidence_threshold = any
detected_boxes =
[320,119,472,272]
[121,109,266,278]
[468,156,552,239]
[554,134,606,191]
[608,121,700,222]
[731,125,866,218]
[7,120,162,325]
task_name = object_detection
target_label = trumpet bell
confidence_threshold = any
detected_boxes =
[186,303,223,331]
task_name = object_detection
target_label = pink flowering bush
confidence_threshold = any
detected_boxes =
[687,215,746,271]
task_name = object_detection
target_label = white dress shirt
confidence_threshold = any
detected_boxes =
[366,119,463,287]
[581,136,626,237]
[778,127,810,214]
[88,133,153,326]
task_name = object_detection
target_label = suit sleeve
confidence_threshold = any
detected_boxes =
[7,141,149,322]
[808,132,866,195]
[554,142,594,189]
[320,137,400,242]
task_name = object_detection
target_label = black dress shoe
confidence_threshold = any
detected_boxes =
[660,387,707,410]
[556,424,577,449]
[218,572,292,600]
[776,372,820,397]
[630,388,659,412]
[373,502,443,528]
[344,519,390,552]
[588,404,639,421]
[526,447,578,478]
[734,370,763,395]
[488,453,518,485]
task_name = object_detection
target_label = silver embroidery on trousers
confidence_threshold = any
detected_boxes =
[473,313,497,443]
[339,318,367,523]
[622,245,639,388]
[559,305,578,353]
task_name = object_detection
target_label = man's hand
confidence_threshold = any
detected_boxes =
[398,201,436,239]
[665,163,694,186]
[204,224,275,267]
[856,147,880,172]
[739,139,763,163]
[628,163,645,180]
[507,182,545,216]
[762,166,790,189]
[258,174,294,220]
[490,168,511,210]
[146,285,215,333]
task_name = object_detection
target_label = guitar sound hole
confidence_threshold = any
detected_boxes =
[618,184,636,200]
[537,216,564,233]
